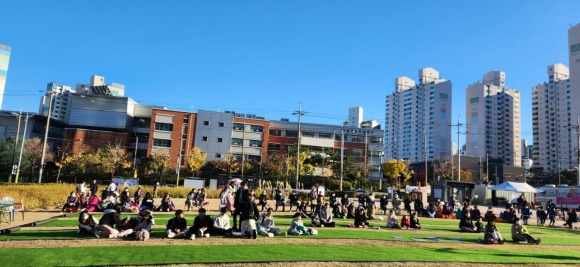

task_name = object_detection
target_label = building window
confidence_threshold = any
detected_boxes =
[232,138,243,146]
[202,136,208,141]
[219,122,225,127]
[268,143,281,151]
[286,130,298,137]
[269,129,281,136]
[218,137,223,143]
[351,135,364,142]
[319,132,332,139]
[216,153,222,158]
[248,155,261,162]
[153,139,171,147]
[155,123,173,131]
[233,123,244,131]
[250,125,263,132]
[203,121,210,126]
[302,131,315,138]
[249,140,262,147]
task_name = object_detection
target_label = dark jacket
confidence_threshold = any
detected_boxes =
[290,193,298,204]
[79,214,97,226]
[166,217,188,231]
[234,188,248,209]
[354,212,367,227]
[380,197,388,209]
[459,217,474,229]
[99,211,120,227]
[240,201,259,221]
[90,183,99,195]
[192,215,213,230]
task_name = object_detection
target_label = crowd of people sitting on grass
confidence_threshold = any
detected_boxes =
[65,180,579,244]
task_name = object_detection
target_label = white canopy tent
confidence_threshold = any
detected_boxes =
[489,181,543,193]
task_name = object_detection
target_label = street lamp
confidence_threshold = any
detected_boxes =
[39,90,56,183]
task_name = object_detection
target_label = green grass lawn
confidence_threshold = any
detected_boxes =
[2,213,579,266]
[2,244,580,266]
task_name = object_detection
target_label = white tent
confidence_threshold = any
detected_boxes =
[489,181,543,193]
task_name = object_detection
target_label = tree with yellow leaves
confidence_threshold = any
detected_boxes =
[98,145,132,177]
[144,148,170,182]
[187,147,207,176]
[383,159,414,186]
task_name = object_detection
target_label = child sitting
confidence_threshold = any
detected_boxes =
[311,212,322,227]
[484,219,505,244]
[288,212,317,235]
[400,215,410,230]
[61,192,78,213]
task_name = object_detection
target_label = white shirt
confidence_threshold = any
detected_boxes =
[214,214,231,230]
[108,183,116,192]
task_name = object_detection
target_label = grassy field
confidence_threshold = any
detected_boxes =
[1,212,579,266]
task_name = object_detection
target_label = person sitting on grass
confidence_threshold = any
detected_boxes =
[319,203,336,227]
[101,191,119,210]
[409,213,422,229]
[386,210,400,228]
[414,198,424,217]
[484,207,496,221]
[455,206,463,220]
[475,217,485,233]
[78,192,89,210]
[87,193,101,212]
[354,207,369,228]
[185,189,197,212]
[120,188,131,207]
[258,191,268,212]
[297,201,311,218]
[141,192,155,211]
[470,205,481,221]
[78,210,97,235]
[240,192,260,239]
[311,212,322,227]
[459,211,477,232]
[346,201,356,219]
[95,205,132,238]
[380,195,388,215]
[511,218,541,245]
[288,212,317,235]
[442,203,452,219]
[157,193,175,212]
[484,219,505,244]
[167,209,189,238]
[213,207,233,236]
[400,215,410,230]
[135,210,154,241]
[426,202,437,218]
[61,192,78,213]
[258,208,285,237]
[189,208,213,240]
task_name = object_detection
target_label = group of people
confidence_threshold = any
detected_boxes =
[77,205,154,241]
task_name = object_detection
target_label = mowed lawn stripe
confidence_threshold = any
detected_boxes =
[2,244,580,266]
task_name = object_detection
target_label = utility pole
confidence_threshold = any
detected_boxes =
[450,117,463,182]
[133,133,138,178]
[486,153,489,183]
[340,129,344,191]
[8,110,22,183]
[424,132,428,186]
[39,91,55,183]
[241,123,245,179]
[15,113,29,184]
[574,115,580,186]
[176,123,186,186]
[293,105,308,189]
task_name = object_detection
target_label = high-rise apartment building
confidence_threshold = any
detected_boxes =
[345,107,363,128]
[385,67,452,163]
[0,44,11,109]
[532,64,573,173]
[465,71,521,167]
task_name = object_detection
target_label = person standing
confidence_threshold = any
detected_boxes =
[240,191,259,239]
[89,180,99,197]
[134,187,144,206]
[233,181,248,230]
[153,182,160,198]
[289,191,299,212]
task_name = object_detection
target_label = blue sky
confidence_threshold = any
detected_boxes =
[1,1,579,144]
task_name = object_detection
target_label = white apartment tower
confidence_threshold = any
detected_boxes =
[532,64,573,173]
[385,67,452,163]
[465,71,521,167]
[39,82,75,123]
